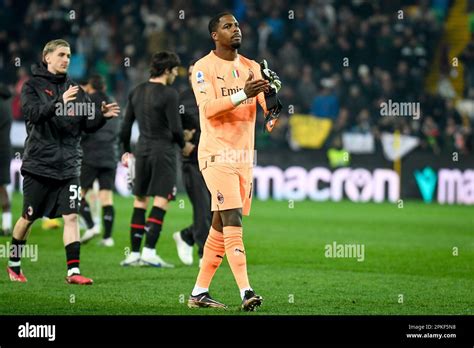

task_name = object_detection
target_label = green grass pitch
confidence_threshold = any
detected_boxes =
[0,193,472,315]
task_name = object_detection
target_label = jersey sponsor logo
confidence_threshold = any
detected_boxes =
[220,86,254,105]
[217,190,224,204]
[217,75,225,82]
[196,70,204,83]
[221,86,243,97]
[27,206,33,217]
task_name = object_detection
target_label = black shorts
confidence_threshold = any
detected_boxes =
[80,164,116,190]
[133,153,177,200]
[0,155,10,185]
[22,172,81,220]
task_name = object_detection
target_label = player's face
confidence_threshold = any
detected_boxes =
[45,46,71,74]
[216,15,241,49]
[167,66,179,85]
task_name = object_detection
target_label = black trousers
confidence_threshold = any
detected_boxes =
[180,161,212,258]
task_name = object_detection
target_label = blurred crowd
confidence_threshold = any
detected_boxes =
[1,0,473,155]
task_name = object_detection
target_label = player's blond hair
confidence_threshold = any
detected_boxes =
[42,39,70,63]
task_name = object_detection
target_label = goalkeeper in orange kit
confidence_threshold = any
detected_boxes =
[187,12,282,311]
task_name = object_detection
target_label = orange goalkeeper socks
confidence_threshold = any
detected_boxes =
[194,225,251,297]
[223,226,250,290]
[195,227,225,289]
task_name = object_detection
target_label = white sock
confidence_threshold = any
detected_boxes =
[240,287,252,300]
[141,247,156,259]
[130,251,140,258]
[192,285,209,296]
[2,212,12,230]
[8,260,21,268]
[67,267,80,277]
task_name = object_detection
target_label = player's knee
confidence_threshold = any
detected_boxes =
[19,216,35,227]
[99,190,113,206]
[153,196,168,210]
[135,196,147,202]
[211,212,223,232]
[134,196,148,208]
[221,209,242,227]
[63,214,78,225]
[211,223,222,232]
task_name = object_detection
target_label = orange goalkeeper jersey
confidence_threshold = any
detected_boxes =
[191,50,267,169]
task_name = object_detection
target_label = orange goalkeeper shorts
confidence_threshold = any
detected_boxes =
[200,159,253,216]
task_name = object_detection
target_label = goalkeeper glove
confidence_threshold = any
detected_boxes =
[260,59,283,132]
[260,59,282,93]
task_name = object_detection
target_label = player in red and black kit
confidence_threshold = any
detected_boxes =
[7,39,120,284]
[120,51,194,268]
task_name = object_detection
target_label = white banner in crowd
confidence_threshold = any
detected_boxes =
[10,121,140,147]
[10,122,27,147]
[342,132,375,154]
[381,132,419,161]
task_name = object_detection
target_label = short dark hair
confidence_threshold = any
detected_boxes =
[88,74,105,91]
[208,12,234,35]
[78,78,89,87]
[150,51,181,78]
